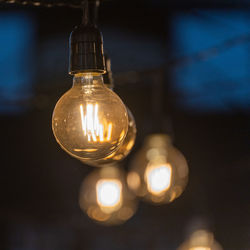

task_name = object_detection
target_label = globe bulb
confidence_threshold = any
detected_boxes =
[127,134,189,204]
[83,107,136,167]
[52,74,128,161]
[178,230,223,250]
[79,166,137,225]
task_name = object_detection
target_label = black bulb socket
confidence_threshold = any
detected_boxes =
[69,23,106,75]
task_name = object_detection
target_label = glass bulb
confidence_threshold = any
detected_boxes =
[52,74,128,161]
[178,230,223,250]
[127,134,189,204]
[83,107,136,167]
[79,166,137,225]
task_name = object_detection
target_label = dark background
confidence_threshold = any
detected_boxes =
[0,0,250,249]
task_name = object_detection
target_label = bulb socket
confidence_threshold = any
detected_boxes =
[103,54,114,89]
[69,24,106,75]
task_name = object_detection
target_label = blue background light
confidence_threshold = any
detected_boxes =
[0,12,35,114]
[172,10,250,112]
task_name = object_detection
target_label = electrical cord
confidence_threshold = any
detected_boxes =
[82,0,89,24]
[0,0,100,9]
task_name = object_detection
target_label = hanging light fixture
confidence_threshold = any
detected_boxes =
[82,55,137,167]
[178,230,223,250]
[79,165,137,225]
[52,0,128,161]
[127,133,189,204]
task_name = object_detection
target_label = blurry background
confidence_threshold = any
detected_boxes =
[0,0,250,249]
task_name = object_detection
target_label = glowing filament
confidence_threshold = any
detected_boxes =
[145,163,172,195]
[96,179,122,209]
[80,104,113,142]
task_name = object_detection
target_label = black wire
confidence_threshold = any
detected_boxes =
[0,0,84,8]
[82,0,89,25]
[81,0,100,25]
[93,0,100,25]
[0,0,103,9]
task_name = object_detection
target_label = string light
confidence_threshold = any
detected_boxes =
[52,1,128,161]
[127,134,189,204]
[79,166,137,225]
[3,0,196,227]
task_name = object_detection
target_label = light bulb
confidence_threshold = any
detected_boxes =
[178,230,223,250]
[127,134,189,204]
[52,74,128,161]
[79,166,137,225]
[83,107,136,166]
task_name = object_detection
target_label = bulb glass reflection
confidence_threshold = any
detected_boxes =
[79,166,137,225]
[127,134,189,204]
[52,74,128,161]
[178,230,223,250]
[84,108,136,167]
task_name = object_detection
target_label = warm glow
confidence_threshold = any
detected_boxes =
[190,248,211,250]
[127,171,141,191]
[96,179,122,209]
[80,103,113,143]
[145,163,172,195]
[189,230,214,250]
[177,229,222,250]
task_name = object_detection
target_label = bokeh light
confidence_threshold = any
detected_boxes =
[79,166,137,225]
[178,230,223,250]
[128,133,189,204]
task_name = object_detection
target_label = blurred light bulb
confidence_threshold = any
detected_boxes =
[127,134,189,204]
[178,230,223,250]
[52,74,128,161]
[79,166,137,225]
